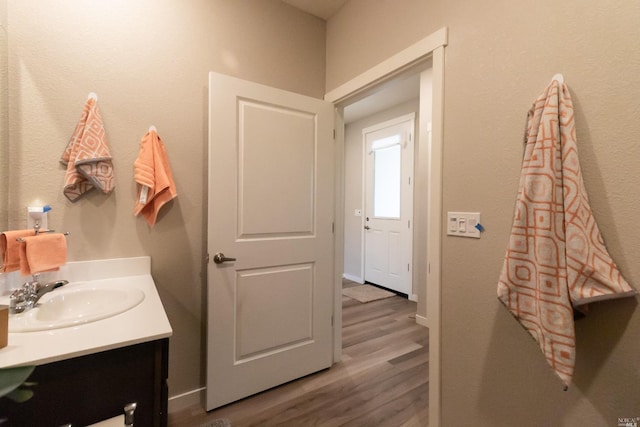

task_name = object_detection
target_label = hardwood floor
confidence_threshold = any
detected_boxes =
[168,282,429,427]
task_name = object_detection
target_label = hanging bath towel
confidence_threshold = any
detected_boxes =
[19,233,67,276]
[60,94,114,202]
[133,128,177,226]
[497,79,636,389]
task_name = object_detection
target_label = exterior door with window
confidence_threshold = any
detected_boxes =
[364,114,414,295]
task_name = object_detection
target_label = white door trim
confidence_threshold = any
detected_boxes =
[361,112,416,134]
[426,45,445,427]
[326,27,447,427]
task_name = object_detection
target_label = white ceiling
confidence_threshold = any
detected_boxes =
[281,0,349,20]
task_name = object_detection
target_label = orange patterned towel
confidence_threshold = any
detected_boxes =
[497,79,636,388]
[19,233,67,276]
[1,229,36,273]
[133,129,177,226]
[61,95,114,202]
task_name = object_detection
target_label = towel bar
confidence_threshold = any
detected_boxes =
[16,231,70,242]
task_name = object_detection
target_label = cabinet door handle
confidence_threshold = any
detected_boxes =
[124,402,137,426]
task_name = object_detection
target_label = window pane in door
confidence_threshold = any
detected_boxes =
[373,143,401,218]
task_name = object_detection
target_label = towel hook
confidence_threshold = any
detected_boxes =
[551,73,564,84]
[88,92,98,101]
[149,125,157,132]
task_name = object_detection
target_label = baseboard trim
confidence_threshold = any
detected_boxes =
[409,293,418,302]
[415,314,428,328]
[168,387,205,413]
[342,273,364,283]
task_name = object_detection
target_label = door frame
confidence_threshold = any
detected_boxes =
[325,27,447,427]
[362,113,415,296]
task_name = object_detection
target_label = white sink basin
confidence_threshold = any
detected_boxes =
[9,283,145,332]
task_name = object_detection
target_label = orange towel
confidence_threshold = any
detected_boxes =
[497,79,636,389]
[60,96,114,202]
[19,233,67,276]
[1,229,36,273]
[133,129,177,226]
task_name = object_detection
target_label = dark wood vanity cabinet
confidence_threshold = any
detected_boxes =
[0,338,168,427]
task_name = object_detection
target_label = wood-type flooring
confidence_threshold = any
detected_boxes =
[168,281,428,426]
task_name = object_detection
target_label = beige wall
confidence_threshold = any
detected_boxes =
[328,0,640,425]
[5,0,325,397]
[0,0,7,229]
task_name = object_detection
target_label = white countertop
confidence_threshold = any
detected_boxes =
[0,256,172,368]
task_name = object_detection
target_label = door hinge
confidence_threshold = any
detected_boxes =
[408,220,411,228]
[332,222,335,233]
[333,129,336,139]
[408,263,410,272]
[331,315,334,326]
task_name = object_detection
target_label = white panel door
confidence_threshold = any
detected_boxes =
[206,72,334,410]
[364,116,414,295]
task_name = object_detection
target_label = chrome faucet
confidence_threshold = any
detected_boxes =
[9,278,69,314]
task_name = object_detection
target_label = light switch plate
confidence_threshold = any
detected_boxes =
[447,212,481,238]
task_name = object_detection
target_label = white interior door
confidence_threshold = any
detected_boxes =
[364,115,414,295]
[206,72,334,410]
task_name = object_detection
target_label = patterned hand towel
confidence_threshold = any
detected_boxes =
[1,229,36,273]
[61,95,114,202]
[133,129,177,226]
[497,79,636,389]
[19,233,67,276]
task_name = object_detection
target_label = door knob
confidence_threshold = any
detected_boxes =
[364,225,370,230]
[213,253,237,264]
